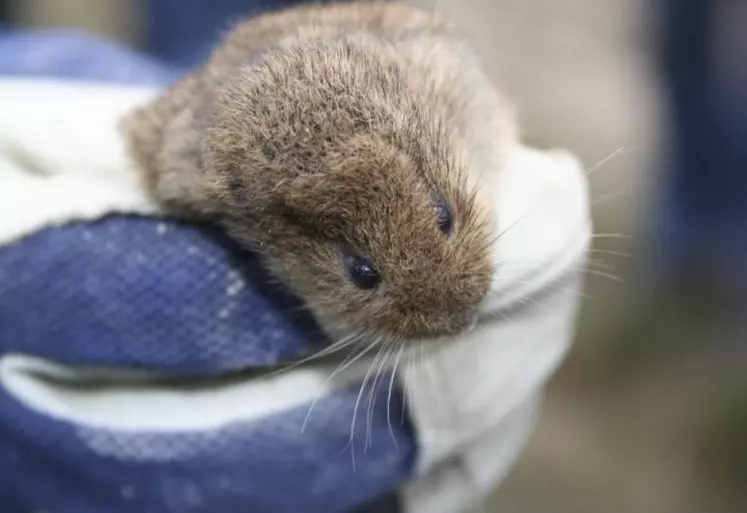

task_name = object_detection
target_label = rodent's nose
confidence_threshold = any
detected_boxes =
[448,311,479,335]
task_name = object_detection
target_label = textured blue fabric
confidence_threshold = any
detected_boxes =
[0,216,325,373]
[0,354,412,513]
[0,30,416,513]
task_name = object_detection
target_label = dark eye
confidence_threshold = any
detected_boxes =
[345,254,381,290]
[434,199,453,236]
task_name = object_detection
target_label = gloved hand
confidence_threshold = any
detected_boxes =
[0,30,591,513]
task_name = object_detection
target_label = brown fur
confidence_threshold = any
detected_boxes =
[120,0,518,341]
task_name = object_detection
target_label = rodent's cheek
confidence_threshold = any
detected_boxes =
[301,286,377,342]
[480,146,591,313]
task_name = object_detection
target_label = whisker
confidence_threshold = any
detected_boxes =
[264,330,365,379]
[588,258,618,272]
[590,188,629,208]
[484,146,636,251]
[402,349,417,426]
[365,340,393,451]
[348,337,387,471]
[590,233,632,239]
[299,339,371,434]
[585,146,635,178]
[421,342,447,418]
[386,342,405,449]
[589,248,633,258]
[583,268,624,282]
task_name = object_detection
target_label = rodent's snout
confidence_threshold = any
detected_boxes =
[388,273,490,341]
[447,309,481,335]
[372,213,494,342]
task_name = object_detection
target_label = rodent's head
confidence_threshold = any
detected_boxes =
[201,40,495,342]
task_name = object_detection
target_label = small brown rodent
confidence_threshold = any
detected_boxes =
[120,0,518,342]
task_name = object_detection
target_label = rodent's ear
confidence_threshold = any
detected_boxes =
[119,74,211,215]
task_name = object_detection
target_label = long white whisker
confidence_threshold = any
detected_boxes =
[421,341,446,418]
[386,342,405,449]
[590,233,632,239]
[588,258,618,272]
[589,248,633,258]
[402,348,416,426]
[366,340,394,452]
[585,146,633,177]
[487,147,635,249]
[265,329,364,379]
[299,335,376,434]
[348,337,386,471]
[590,188,629,208]
[583,268,624,282]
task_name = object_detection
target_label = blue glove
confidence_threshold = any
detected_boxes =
[0,29,415,513]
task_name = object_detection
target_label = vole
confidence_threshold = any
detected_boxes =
[120,0,519,343]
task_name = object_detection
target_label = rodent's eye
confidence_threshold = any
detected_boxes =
[345,254,381,290]
[434,199,453,237]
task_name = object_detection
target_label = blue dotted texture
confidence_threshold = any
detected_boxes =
[0,215,325,373]
[0,367,414,513]
[0,28,417,513]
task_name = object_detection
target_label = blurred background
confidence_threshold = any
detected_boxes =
[2,0,745,512]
